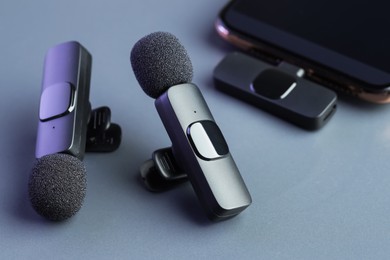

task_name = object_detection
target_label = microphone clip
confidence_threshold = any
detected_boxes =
[140,147,187,192]
[86,106,121,153]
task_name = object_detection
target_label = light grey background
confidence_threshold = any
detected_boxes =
[1,0,389,259]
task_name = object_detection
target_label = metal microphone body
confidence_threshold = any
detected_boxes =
[155,83,251,220]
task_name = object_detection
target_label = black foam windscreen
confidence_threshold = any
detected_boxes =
[130,32,193,99]
[28,153,87,221]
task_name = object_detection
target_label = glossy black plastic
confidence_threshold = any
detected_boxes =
[214,52,337,130]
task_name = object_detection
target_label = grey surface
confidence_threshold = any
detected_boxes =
[0,0,389,259]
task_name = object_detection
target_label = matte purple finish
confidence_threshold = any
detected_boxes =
[35,41,92,159]
[42,42,80,90]
[36,114,74,157]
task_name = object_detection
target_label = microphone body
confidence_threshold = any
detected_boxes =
[36,41,92,159]
[155,83,251,220]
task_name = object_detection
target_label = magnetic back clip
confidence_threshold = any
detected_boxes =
[86,106,121,153]
[140,147,187,192]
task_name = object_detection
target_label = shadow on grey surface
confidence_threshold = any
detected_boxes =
[0,98,62,224]
[6,116,50,223]
[133,172,212,226]
[0,81,77,225]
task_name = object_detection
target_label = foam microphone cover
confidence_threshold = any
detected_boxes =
[28,153,87,221]
[130,31,193,98]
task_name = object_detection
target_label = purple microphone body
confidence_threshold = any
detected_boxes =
[131,32,252,220]
[36,41,92,159]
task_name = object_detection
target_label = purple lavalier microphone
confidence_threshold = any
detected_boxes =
[29,41,91,221]
[29,42,121,221]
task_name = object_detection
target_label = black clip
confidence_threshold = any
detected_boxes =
[86,106,121,153]
[140,147,188,192]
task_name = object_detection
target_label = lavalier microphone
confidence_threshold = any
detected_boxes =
[29,41,121,221]
[130,32,252,221]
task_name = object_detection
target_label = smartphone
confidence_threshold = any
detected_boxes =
[216,0,390,103]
